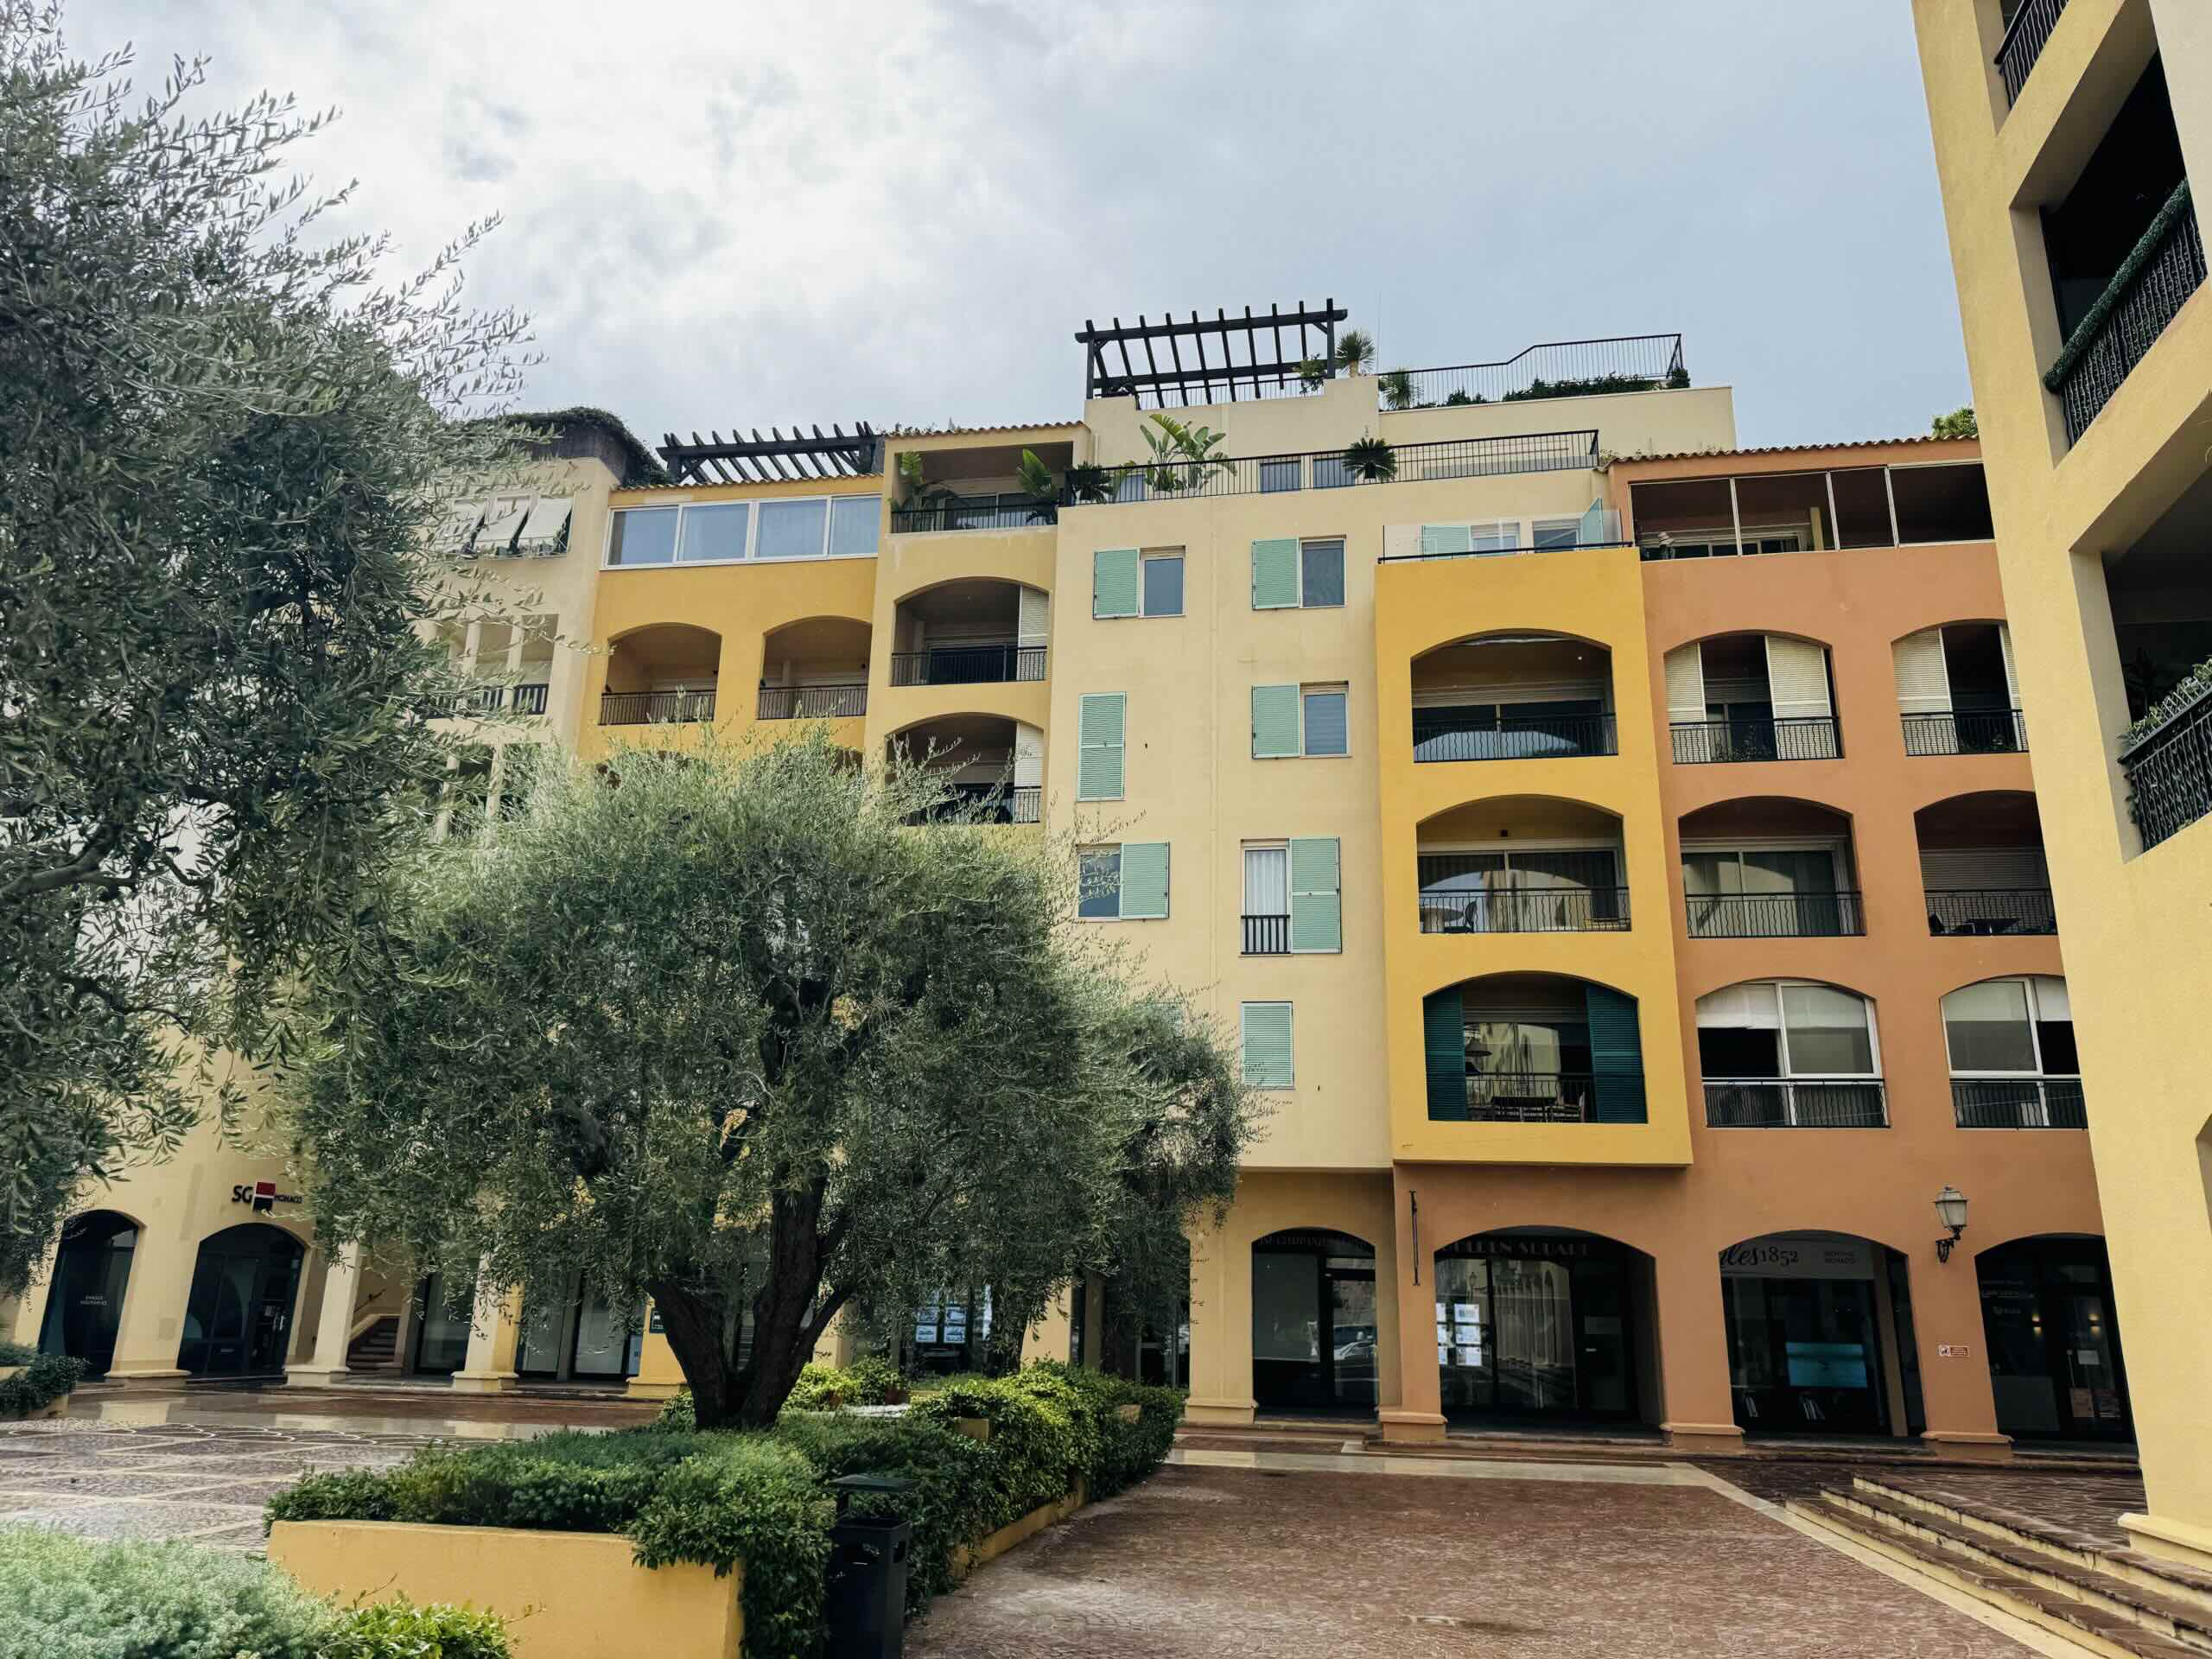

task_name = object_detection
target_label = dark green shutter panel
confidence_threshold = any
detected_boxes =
[1585,984,1646,1123]
[1423,988,1468,1121]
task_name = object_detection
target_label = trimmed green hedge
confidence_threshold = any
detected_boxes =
[270,1362,1183,1657]
[657,1355,911,1429]
[0,1340,82,1419]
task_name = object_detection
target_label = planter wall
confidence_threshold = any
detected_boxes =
[950,1484,1086,1577]
[269,1520,743,1659]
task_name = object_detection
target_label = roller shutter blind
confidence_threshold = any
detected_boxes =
[1764,636,1833,720]
[1893,628,1953,715]
[1663,644,1707,722]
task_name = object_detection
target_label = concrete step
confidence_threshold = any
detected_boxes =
[345,1318,399,1370]
[1789,1489,2212,1658]
[1855,1478,2212,1624]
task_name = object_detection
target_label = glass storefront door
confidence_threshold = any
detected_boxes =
[1976,1238,2130,1440]
[176,1224,305,1376]
[1723,1274,1886,1433]
[1434,1236,1637,1421]
[38,1211,137,1377]
[412,1272,474,1376]
[1251,1231,1377,1414]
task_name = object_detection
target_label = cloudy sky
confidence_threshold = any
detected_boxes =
[78,0,1968,451]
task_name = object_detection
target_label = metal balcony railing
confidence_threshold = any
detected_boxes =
[1411,710,1616,763]
[1243,913,1289,955]
[909,781,1042,825]
[1685,891,1866,939]
[1389,336,1686,410]
[1448,1073,1595,1123]
[2048,181,2205,445]
[435,683,550,717]
[2121,679,2212,850]
[1068,429,1600,507]
[599,689,716,726]
[888,645,1046,686]
[1901,709,2028,756]
[511,682,550,715]
[891,493,1058,534]
[1952,1077,2088,1129]
[1924,888,2057,936]
[756,683,867,720]
[1417,887,1630,933]
[1669,715,1840,764]
[1995,0,2069,106]
[1705,1079,1888,1128]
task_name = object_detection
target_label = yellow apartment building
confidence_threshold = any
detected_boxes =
[10,321,2131,1466]
[1913,0,2212,1567]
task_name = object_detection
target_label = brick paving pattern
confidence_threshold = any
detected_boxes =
[907,1463,2039,1656]
[0,1419,421,1551]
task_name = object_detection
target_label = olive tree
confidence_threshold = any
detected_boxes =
[0,3,532,1288]
[283,734,1262,1428]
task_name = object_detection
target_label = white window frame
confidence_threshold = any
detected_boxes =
[1296,537,1346,608]
[603,493,881,569]
[1298,683,1351,757]
[1942,976,2074,1080]
[1242,840,1289,918]
[1140,548,1185,617]
[1698,980,1884,1081]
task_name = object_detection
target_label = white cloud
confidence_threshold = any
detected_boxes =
[73,0,1971,448]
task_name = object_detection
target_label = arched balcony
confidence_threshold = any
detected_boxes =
[1697,980,1885,1128]
[887,713,1041,824]
[1421,972,1645,1124]
[600,624,721,726]
[756,617,870,721]
[1942,975,2082,1128]
[1916,792,2054,935]
[1410,634,1615,763]
[1680,798,1863,938]
[1415,798,1628,934]
[889,580,1047,687]
[1663,632,1839,763]
[1892,622,2025,755]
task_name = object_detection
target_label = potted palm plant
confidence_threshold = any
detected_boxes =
[1332,328,1375,378]
[1065,461,1114,505]
[1378,367,1416,410]
[1342,435,1396,483]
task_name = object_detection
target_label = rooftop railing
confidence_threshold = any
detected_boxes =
[2048,180,2204,444]
[891,493,1058,534]
[1995,0,2069,107]
[1066,429,1599,508]
[2120,677,2212,849]
[1387,336,1685,411]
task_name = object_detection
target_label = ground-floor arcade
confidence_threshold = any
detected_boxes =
[1186,1164,2127,1458]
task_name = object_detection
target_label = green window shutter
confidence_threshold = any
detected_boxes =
[1118,841,1170,919]
[1584,984,1647,1123]
[1092,548,1141,619]
[1077,693,1126,800]
[1288,836,1341,953]
[1251,683,1300,759]
[1242,1002,1294,1090]
[1251,538,1300,608]
[1420,523,1473,556]
[1423,989,1468,1121]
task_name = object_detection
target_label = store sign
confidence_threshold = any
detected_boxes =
[230,1180,302,1213]
[1440,1236,1599,1262]
[1719,1234,1874,1281]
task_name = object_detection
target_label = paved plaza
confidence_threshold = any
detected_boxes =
[908,1452,2061,1658]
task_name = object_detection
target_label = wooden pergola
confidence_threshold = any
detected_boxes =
[657,423,881,485]
[1074,302,1349,408]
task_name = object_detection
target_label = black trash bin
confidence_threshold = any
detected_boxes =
[823,1472,915,1659]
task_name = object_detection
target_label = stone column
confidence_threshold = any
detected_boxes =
[1909,1245,2012,1461]
[1183,1221,1255,1426]
[448,1268,522,1395]
[624,1303,686,1402]
[285,1247,360,1388]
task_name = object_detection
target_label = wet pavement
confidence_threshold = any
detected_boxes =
[907,1454,2045,1657]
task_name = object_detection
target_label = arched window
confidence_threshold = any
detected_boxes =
[1698,982,1885,1128]
[1943,976,2082,1128]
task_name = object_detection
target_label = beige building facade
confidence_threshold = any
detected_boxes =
[1913,0,2212,1567]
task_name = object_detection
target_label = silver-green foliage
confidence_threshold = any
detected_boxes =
[285,732,1262,1427]
[0,3,534,1289]
[0,1528,333,1659]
